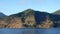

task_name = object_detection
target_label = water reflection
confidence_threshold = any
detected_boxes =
[0,28,60,34]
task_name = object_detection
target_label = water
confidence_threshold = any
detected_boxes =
[0,28,60,34]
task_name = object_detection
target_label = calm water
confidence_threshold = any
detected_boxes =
[0,28,60,34]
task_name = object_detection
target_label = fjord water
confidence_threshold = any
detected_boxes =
[0,28,60,34]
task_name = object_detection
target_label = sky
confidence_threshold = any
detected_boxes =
[0,0,60,16]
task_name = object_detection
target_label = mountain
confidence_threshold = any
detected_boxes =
[0,12,6,18]
[53,10,60,15]
[0,9,60,28]
[7,9,60,28]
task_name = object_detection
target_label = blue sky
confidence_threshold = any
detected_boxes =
[0,0,60,16]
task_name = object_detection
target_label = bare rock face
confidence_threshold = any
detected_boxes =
[0,20,7,28]
[6,17,23,28]
[0,17,23,28]
[23,14,36,28]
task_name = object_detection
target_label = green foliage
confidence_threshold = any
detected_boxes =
[2,16,10,20]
